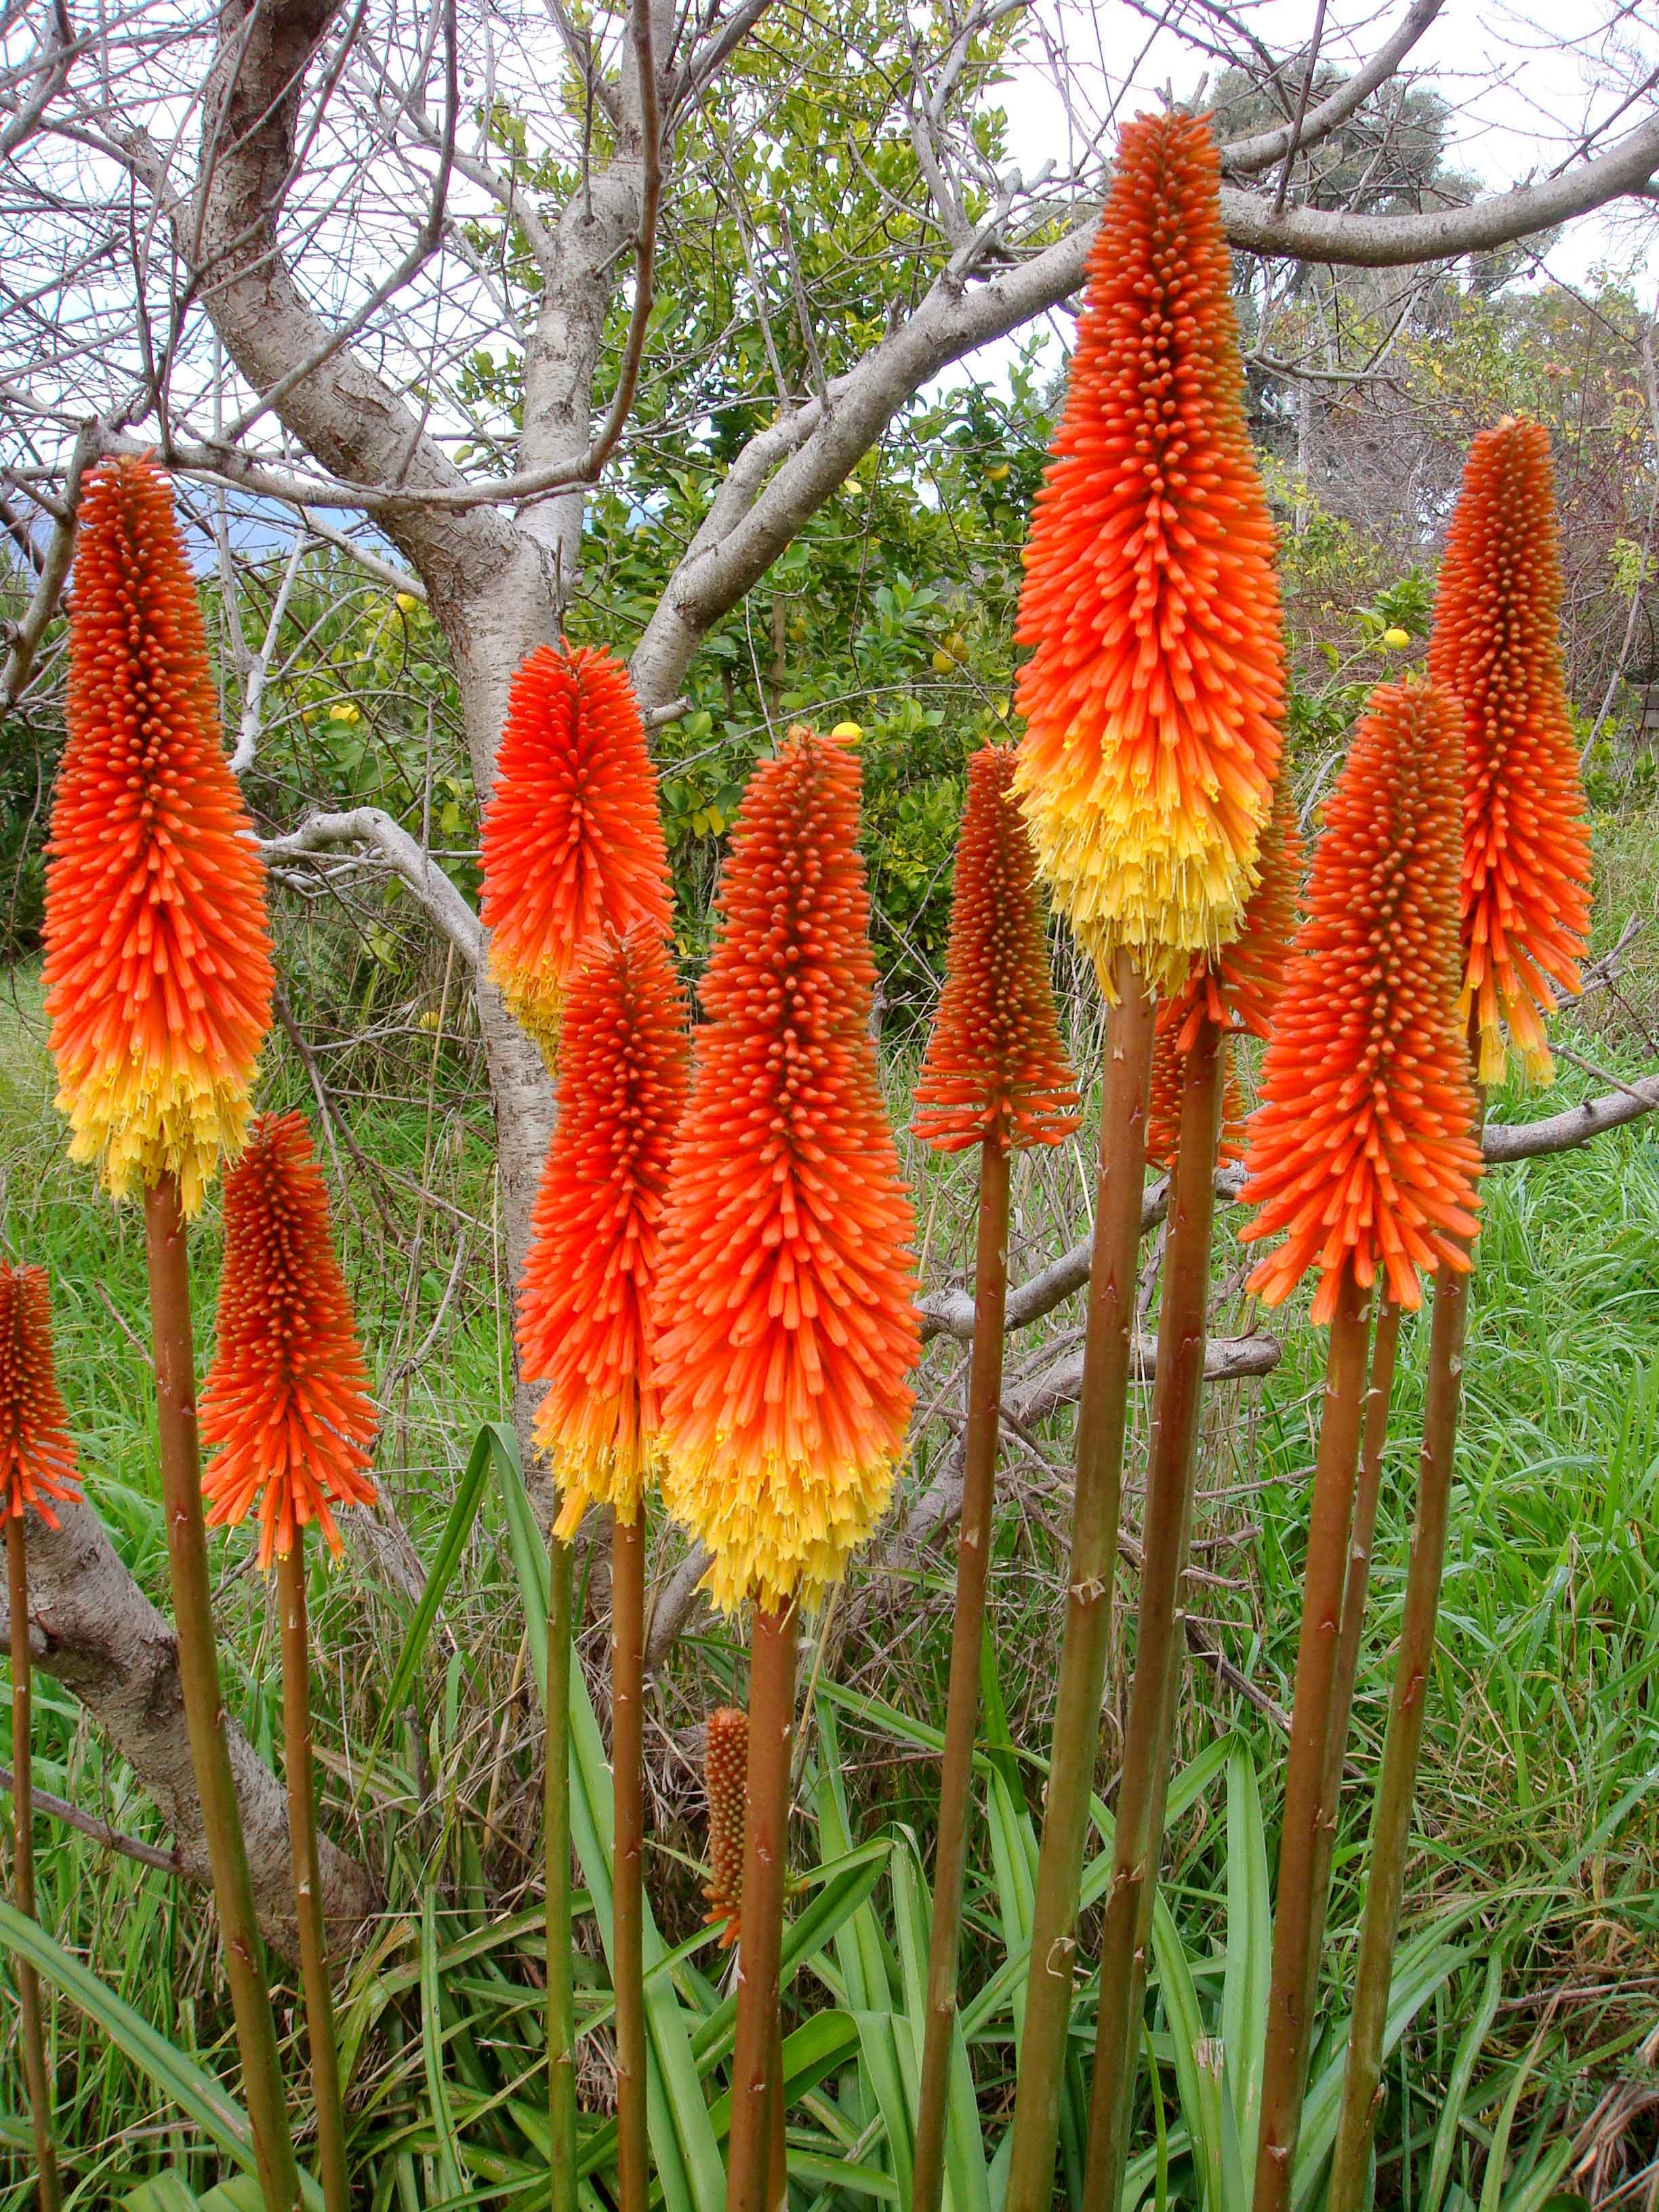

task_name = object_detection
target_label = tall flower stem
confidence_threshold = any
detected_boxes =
[1084,1015,1226,2207]
[1303,1297,1403,2010]
[612,1511,649,2212]
[546,1534,577,2212]
[142,1174,301,2212]
[727,1603,798,2212]
[8,1514,61,2212]
[1005,958,1155,2212]
[1326,1258,1472,2212]
[1252,1271,1374,2212]
[275,1540,350,2212]
[912,1136,1012,2212]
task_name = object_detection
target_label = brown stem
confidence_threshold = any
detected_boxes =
[1326,1258,1472,2212]
[769,2014,787,2212]
[546,1536,577,2212]
[1084,1017,1227,2209]
[912,1136,1012,2212]
[726,1604,798,2212]
[9,1514,61,2212]
[142,1175,302,2212]
[1004,958,1155,2212]
[276,1542,350,2212]
[1252,1272,1373,2212]
[611,1512,649,2212]
[1303,1296,1403,2017]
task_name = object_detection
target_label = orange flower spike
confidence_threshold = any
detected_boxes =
[43,457,273,1213]
[1145,1025,1246,1170]
[0,1267,80,1528]
[1015,111,1286,993]
[1161,783,1305,1055]
[656,727,920,1616]
[912,744,1081,1155]
[516,926,689,1538]
[702,1705,748,1949]
[1429,415,1593,1086]
[479,644,673,1063]
[1240,682,1483,1326]
[201,1112,377,1570]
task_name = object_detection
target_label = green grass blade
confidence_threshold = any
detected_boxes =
[423,1887,468,2200]
[1221,1741,1271,2154]
[1424,1948,1507,2212]
[1149,1893,1249,2212]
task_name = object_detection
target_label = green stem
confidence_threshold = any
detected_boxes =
[142,1176,301,2212]
[611,1513,649,2212]
[9,1513,62,2212]
[1084,1015,1226,2209]
[1252,1271,1373,2212]
[912,1136,1012,2212]
[546,1535,577,2212]
[276,1540,350,2212]
[1326,1259,1471,2212]
[1004,957,1155,2212]
[726,1604,798,2212]
[1302,1297,1403,2022]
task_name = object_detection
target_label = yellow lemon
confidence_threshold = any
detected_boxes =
[396,592,419,613]
[829,720,863,746]
[1382,626,1411,649]
[985,462,1010,483]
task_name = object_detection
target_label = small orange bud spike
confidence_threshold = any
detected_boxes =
[43,457,273,1212]
[702,1706,748,1949]
[1240,682,1483,1326]
[478,644,672,1063]
[201,1112,377,1570]
[656,727,920,1616]
[1145,1025,1246,1170]
[1015,111,1285,993]
[516,926,689,1538]
[912,745,1080,1155]
[0,1267,80,1527]
[1429,415,1593,1086]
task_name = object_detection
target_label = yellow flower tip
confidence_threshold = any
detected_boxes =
[59,1061,257,1217]
[828,720,864,747]
[660,1440,900,1618]
[1382,627,1412,649]
[487,945,564,1071]
[537,1408,659,1541]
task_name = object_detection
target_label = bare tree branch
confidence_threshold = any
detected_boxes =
[260,807,484,965]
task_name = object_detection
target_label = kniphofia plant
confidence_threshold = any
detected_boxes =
[41,454,300,2211]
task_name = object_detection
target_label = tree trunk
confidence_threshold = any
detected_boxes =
[1,1498,378,1962]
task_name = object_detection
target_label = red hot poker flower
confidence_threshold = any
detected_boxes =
[0,1267,80,1526]
[1429,415,1592,1085]
[201,1112,377,1569]
[479,644,672,1063]
[1240,682,1483,1325]
[1146,1025,1246,1170]
[516,926,689,1538]
[912,745,1080,1155]
[702,1705,747,1949]
[44,457,273,1213]
[1015,110,1285,991]
[1160,783,1305,1056]
[656,728,920,1616]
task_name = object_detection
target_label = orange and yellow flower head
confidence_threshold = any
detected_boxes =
[516,925,689,1538]
[43,457,273,1214]
[701,1705,747,1949]
[479,644,672,1063]
[912,745,1080,1155]
[1429,415,1592,1086]
[1015,111,1286,994]
[0,1267,80,1527]
[200,1112,377,1569]
[1240,682,1483,1325]
[655,727,920,1616]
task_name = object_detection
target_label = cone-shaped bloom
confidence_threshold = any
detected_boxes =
[516,926,689,1538]
[1146,1025,1246,1169]
[656,727,920,1616]
[201,1112,377,1569]
[912,745,1080,1154]
[702,1705,747,1949]
[43,457,273,1213]
[1160,784,1305,1054]
[1240,682,1482,1325]
[1429,415,1592,1085]
[0,1267,80,1527]
[1015,111,1285,993]
[479,644,672,1061]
